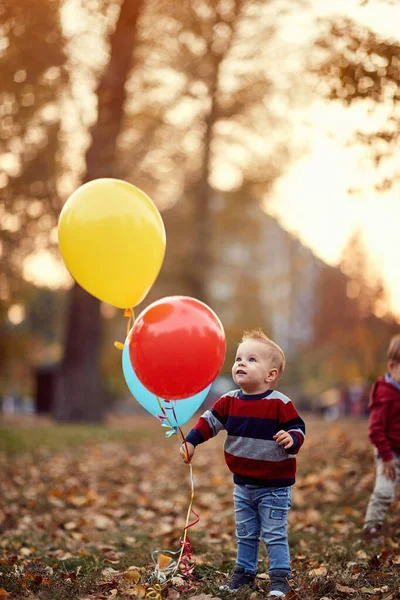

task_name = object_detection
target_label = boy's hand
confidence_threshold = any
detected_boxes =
[382,459,396,481]
[180,442,195,463]
[273,430,294,450]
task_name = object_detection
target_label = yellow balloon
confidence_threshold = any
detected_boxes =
[58,179,166,308]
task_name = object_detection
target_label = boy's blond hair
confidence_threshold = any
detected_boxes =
[241,328,286,378]
[388,334,400,363]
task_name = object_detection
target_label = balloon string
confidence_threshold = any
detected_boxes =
[124,307,135,334]
[114,307,135,350]
[154,397,199,580]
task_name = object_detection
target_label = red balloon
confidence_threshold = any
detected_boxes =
[129,296,226,400]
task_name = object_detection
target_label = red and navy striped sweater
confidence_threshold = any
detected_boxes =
[185,389,305,487]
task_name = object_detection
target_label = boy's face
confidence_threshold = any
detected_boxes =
[388,360,400,384]
[232,339,278,394]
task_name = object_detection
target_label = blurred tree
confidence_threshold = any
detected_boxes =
[297,13,400,393]
[2,0,305,419]
[12,0,396,414]
[0,0,67,302]
[313,263,350,344]
[304,231,397,393]
[0,288,66,397]
[119,0,301,303]
[313,16,400,190]
[340,230,387,319]
[0,0,67,396]
[53,0,144,421]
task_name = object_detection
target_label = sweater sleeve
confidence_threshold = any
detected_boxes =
[278,399,306,454]
[185,395,228,447]
[369,383,393,461]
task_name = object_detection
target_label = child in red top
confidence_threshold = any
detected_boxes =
[363,334,400,539]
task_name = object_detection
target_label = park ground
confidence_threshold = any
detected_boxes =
[0,415,399,599]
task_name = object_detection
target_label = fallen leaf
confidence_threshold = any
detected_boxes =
[124,536,137,546]
[0,590,10,598]
[122,569,141,583]
[336,583,356,594]
[171,575,186,586]
[128,585,147,598]
[93,515,113,530]
[187,595,220,600]
[102,567,120,578]
[309,566,327,577]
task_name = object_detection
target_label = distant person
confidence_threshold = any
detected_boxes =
[179,329,305,598]
[363,334,400,539]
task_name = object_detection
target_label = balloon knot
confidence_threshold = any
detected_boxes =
[114,341,124,351]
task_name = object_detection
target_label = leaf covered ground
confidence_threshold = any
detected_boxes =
[0,416,399,599]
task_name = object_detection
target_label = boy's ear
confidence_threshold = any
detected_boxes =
[388,359,400,372]
[265,368,278,383]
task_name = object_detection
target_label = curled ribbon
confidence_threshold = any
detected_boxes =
[149,398,199,584]
[146,583,164,599]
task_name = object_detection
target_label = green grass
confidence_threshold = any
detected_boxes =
[0,420,156,454]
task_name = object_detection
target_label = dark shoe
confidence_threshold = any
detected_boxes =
[268,572,291,597]
[363,524,383,540]
[219,566,256,592]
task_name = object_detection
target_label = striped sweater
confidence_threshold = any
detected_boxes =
[186,389,305,487]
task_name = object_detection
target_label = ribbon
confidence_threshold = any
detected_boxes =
[146,583,164,599]
[149,398,199,583]
[114,307,135,350]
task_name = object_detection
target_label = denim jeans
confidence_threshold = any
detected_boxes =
[233,484,292,576]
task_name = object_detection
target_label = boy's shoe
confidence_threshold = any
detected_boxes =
[268,573,291,597]
[363,524,383,540]
[219,566,256,592]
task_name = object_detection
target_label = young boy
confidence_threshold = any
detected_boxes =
[180,329,305,598]
[363,333,400,539]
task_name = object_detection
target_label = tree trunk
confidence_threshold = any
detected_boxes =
[187,63,221,304]
[53,285,102,421]
[53,0,143,421]
[187,1,244,304]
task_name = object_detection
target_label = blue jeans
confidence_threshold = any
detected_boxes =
[233,484,292,576]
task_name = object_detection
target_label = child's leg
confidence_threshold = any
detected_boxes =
[364,453,397,529]
[233,484,261,574]
[258,487,291,576]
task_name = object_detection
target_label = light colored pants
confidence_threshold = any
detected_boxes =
[364,450,400,528]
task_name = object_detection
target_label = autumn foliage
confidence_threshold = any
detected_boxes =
[0,416,399,599]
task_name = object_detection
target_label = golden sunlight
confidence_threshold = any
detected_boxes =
[23,251,72,290]
[269,0,400,317]
[8,304,25,325]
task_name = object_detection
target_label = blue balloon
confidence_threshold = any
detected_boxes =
[122,342,211,426]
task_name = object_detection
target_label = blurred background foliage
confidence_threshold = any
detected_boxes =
[1,0,399,421]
